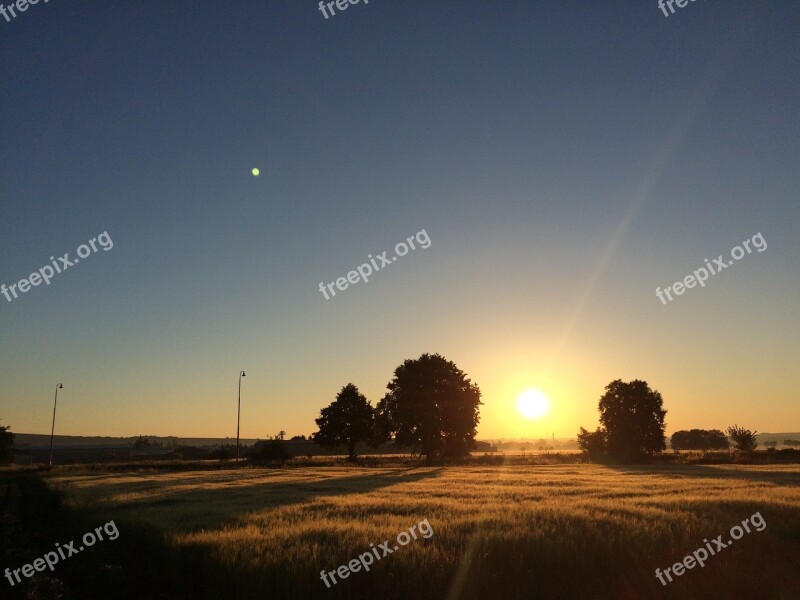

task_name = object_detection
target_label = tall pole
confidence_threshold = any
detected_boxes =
[237,370,246,461]
[49,383,63,467]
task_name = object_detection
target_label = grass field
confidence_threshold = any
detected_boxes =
[4,462,800,599]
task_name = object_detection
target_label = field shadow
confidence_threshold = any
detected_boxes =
[602,463,800,487]
[82,467,446,533]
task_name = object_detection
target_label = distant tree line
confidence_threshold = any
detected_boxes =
[670,427,762,452]
[576,381,769,462]
[132,436,164,449]
[670,429,729,450]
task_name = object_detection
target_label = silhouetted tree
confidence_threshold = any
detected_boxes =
[277,430,286,441]
[577,427,607,459]
[375,353,482,460]
[727,425,758,453]
[600,380,667,460]
[249,440,291,464]
[577,380,667,462]
[671,429,730,451]
[313,384,375,460]
[0,422,14,465]
[783,439,800,448]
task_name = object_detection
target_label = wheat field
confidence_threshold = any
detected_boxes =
[39,463,800,599]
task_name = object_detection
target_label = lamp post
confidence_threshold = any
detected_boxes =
[237,370,246,461]
[49,383,63,467]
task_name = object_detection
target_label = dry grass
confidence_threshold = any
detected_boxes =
[46,463,800,599]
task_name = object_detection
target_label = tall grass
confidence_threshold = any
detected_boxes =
[33,463,800,599]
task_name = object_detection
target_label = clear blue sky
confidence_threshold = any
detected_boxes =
[1,1,798,440]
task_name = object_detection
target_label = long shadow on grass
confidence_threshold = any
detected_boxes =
[602,463,800,487]
[88,468,446,533]
[0,471,179,600]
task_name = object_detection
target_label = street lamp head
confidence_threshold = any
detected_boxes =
[241,371,246,377]
[57,383,63,389]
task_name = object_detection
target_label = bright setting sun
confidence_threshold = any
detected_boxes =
[516,389,550,420]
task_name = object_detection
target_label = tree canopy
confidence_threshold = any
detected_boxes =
[313,383,375,460]
[670,429,730,451]
[727,424,758,453]
[375,353,481,460]
[577,379,667,462]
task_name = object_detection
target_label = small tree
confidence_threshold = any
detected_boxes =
[783,439,800,448]
[727,425,758,453]
[314,384,375,460]
[577,427,607,460]
[0,422,15,465]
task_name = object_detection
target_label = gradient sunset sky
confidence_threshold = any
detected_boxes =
[1,2,798,441]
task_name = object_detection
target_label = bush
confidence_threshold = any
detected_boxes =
[207,445,234,460]
[249,440,291,465]
[166,446,210,460]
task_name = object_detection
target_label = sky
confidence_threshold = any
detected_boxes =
[1,1,798,441]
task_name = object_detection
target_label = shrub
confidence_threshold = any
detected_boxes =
[249,440,291,465]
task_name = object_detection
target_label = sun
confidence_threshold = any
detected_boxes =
[516,389,550,420]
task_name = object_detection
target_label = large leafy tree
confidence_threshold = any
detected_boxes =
[0,422,14,465]
[375,353,482,460]
[600,379,667,459]
[586,379,667,461]
[313,384,375,460]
